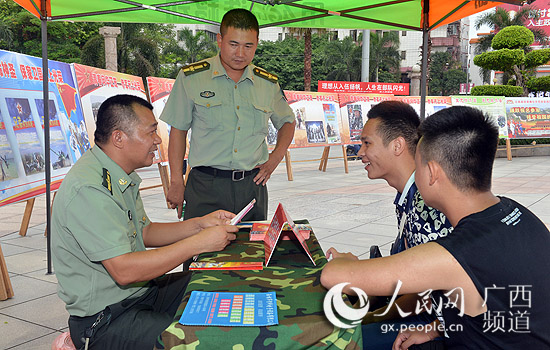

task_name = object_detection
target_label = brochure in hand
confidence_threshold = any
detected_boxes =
[179,291,278,327]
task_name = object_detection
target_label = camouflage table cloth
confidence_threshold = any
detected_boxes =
[160,222,362,350]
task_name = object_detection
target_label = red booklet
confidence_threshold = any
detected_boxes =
[189,262,263,271]
[249,222,311,241]
[263,204,316,267]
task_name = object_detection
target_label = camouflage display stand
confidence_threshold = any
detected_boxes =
[160,221,362,349]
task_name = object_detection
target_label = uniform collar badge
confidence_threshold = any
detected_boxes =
[200,91,215,98]
[119,178,128,186]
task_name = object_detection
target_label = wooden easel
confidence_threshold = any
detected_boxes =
[0,244,14,300]
[318,145,349,173]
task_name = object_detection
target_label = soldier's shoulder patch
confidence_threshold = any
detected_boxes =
[253,67,278,83]
[102,168,112,195]
[182,61,210,76]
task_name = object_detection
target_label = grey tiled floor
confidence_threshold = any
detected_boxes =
[1,146,550,349]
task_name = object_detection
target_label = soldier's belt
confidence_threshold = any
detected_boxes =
[194,166,259,182]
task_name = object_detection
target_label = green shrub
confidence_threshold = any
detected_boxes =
[525,49,550,68]
[470,85,523,96]
[526,76,550,92]
[473,49,524,71]
[492,26,534,50]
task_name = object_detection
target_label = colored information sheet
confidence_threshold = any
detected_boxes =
[179,291,278,327]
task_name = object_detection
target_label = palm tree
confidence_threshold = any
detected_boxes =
[475,7,548,54]
[368,31,400,82]
[323,36,361,81]
[287,28,327,91]
[0,21,13,50]
[117,23,160,79]
[163,28,217,78]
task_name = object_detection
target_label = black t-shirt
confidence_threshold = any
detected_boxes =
[434,196,550,349]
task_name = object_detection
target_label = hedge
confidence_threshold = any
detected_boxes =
[470,85,523,97]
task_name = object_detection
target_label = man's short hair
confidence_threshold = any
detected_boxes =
[418,106,498,192]
[220,8,259,37]
[367,100,420,155]
[94,94,153,145]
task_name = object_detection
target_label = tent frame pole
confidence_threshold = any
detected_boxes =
[420,0,429,120]
[41,0,53,275]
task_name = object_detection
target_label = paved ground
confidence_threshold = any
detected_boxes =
[1,146,549,349]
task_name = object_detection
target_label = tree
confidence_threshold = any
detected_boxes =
[81,23,176,80]
[368,31,400,82]
[474,7,547,55]
[429,52,466,95]
[323,36,361,81]
[474,26,550,96]
[162,28,217,78]
[0,0,102,63]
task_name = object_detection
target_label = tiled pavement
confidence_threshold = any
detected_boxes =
[1,146,549,349]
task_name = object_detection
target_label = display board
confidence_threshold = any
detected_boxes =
[337,94,394,144]
[71,64,159,160]
[395,96,452,118]
[283,91,343,148]
[0,49,87,207]
[146,76,174,164]
[504,97,550,139]
[451,96,508,139]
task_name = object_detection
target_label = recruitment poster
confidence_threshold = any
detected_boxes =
[394,96,451,118]
[0,49,87,207]
[283,91,343,148]
[451,96,508,138]
[337,94,394,144]
[505,97,550,139]
[72,63,158,160]
[146,76,174,164]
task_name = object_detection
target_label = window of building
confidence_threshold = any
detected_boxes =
[402,31,407,36]
[278,33,283,41]
[350,30,357,41]
[401,51,406,60]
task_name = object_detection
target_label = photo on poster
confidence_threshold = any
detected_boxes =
[267,120,277,145]
[294,107,306,129]
[0,109,18,182]
[5,97,45,176]
[35,99,71,169]
[322,103,341,144]
[90,95,107,123]
[305,120,326,143]
[347,104,363,141]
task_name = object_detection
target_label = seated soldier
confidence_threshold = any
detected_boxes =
[52,95,238,350]
[321,106,550,349]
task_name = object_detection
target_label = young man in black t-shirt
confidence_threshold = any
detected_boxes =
[321,106,550,349]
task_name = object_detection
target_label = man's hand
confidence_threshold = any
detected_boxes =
[167,181,185,219]
[326,247,359,261]
[198,210,236,229]
[195,225,238,253]
[254,152,282,186]
[393,327,438,350]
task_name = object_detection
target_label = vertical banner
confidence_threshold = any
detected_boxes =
[0,49,87,206]
[337,94,394,144]
[505,97,550,139]
[451,96,508,138]
[283,91,343,148]
[146,76,173,164]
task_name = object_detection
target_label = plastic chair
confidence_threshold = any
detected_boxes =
[52,331,76,350]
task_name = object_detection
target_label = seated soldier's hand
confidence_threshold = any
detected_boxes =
[197,225,238,253]
[326,247,359,261]
[199,210,235,229]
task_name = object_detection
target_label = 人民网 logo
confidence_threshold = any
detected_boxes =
[323,282,369,329]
